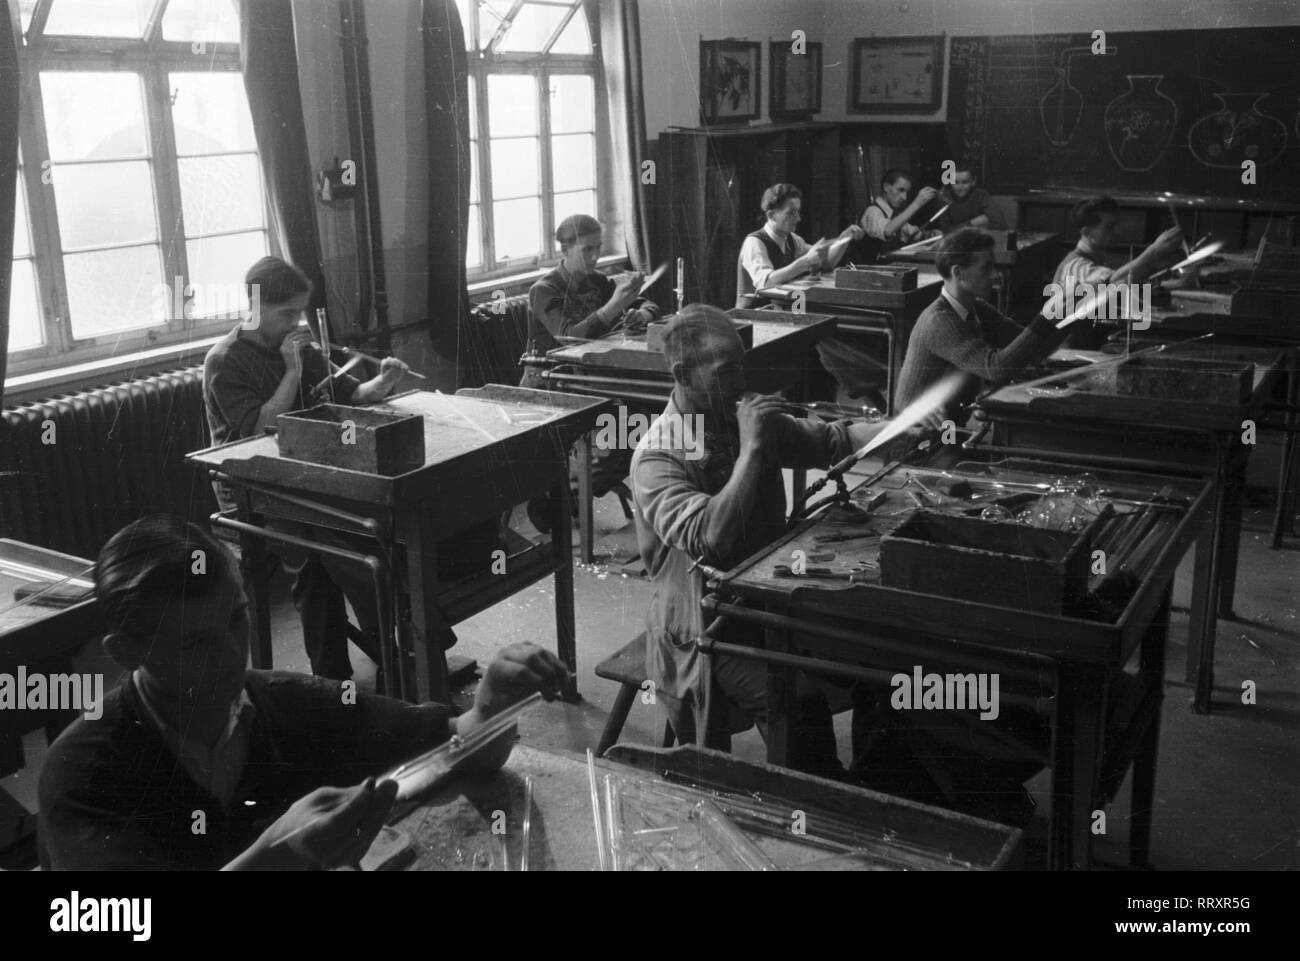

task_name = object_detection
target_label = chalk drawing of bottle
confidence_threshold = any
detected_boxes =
[1104,75,1177,172]
[1040,45,1116,147]
[1189,92,1287,168]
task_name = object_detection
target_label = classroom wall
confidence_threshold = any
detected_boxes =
[640,0,1300,134]
[292,0,456,390]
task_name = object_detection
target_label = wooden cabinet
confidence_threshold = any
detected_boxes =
[652,123,841,309]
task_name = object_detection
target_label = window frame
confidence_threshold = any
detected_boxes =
[7,0,269,377]
[462,0,611,282]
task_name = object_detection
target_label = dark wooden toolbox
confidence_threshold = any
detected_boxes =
[834,264,918,292]
[1116,353,1253,406]
[879,509,1097,615]
[276,403,425,476]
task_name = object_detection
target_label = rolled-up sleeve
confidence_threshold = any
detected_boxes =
[740,235,777,292]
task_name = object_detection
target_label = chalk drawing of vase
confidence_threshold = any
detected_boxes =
[1104,75,1177,172]
[1188,92,1287,168]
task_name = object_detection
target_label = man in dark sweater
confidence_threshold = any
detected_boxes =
[204,256,410,680]
[39,516,568,870]
[895,227,1069,426]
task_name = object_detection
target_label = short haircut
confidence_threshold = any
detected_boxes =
[951,160,975,177]
[244,256,312,307]
[96,515,233,637]
[1070,195,1120,232]
[935,227,995,279]
[556,214,602,248]
[761,183,802,216]
[881,168,912,190]
[660,304,741,372]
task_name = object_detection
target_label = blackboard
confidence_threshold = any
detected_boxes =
[947,28,1300,202]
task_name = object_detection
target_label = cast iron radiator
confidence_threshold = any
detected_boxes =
[466,294,531,388]
[0,367,217,560]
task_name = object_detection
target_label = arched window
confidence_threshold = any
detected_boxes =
[454,0,608,278]
[8,0,268,373]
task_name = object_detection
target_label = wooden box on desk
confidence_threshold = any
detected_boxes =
[879,510,1095,616]
[834,265,918,291]
[276,404,425,476]
[645,318,754,352]
[1116,354,1253,406]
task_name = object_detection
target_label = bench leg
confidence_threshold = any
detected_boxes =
[596,682,638,757]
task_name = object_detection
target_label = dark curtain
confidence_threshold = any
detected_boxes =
[0,3,20,409]
[421,0,470,384]
[238,0,328,314]
[599,0,651,271]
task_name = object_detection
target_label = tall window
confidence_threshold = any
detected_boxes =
[8,0,267,373]
[455,0,608,278]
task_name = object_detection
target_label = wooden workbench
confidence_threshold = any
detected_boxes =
[757,272,944,414]
[975,339,1293,714]
[704,455,1212,870]
[187,387,611,703]
[541,310,839,562]
[391,742,1021,870]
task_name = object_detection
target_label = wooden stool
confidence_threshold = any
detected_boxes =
[594,634,675,756]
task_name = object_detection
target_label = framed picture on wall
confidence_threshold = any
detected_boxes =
[700,39,762,124]
[851,36,944,114]
[770,40,822,119]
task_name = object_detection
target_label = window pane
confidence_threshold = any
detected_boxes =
[162,0,240,44]
[179,155,264,236]
[52,161,159,250]
[41,72,148,162]
[550,75,594,133]
[479,0,514,49]
[552,190,596,248]
[8,261,42,351]
[170,72,257,155]
[499,3,568,53]
[550,8,592,54]
[466,204,481,269]
[65,245,165,339]
[44,0,155,38]
[551,133,594,192]
[186,232,268,319]
[493,197,540,261]
[13,178,32,259]
[19,0,37,33]
[488,75,537,137]
[490,137,539,198]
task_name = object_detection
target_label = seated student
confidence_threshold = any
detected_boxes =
[1053,195,1184,349]
[735,182,864,308]
[858,169,940,260]
[523,214,661,531]
[523,214,659,372]
[895,227,1069,427]
[39,515,569,871]
[933,162,1004,233]
[630,305,897,778]
[203,256,410,681]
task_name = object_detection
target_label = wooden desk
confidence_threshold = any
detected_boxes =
[975,340,1292,714]
[0,540,98,848]
[705,456,1211,870]
[187,387,610,703]
[758,272,944,414]
[887,231,1061,313]
[391,742,1021,870]
[542,311,838,561]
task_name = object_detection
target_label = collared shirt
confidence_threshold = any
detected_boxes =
[940,286,971,322]
[738,222,812,296]
[630,392,856,732]
[136,676,256,812]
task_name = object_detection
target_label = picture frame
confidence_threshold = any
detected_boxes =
[699,39,762,124]
[850,36,945,114]
[770,40,822,119]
